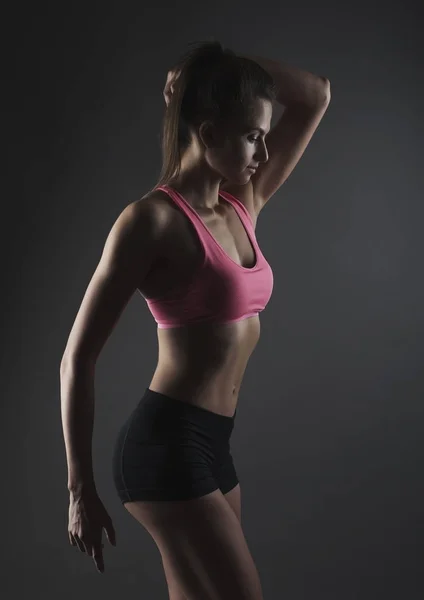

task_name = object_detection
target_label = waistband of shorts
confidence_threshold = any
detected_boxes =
[141,387,237,427]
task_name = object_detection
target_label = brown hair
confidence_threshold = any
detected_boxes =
[148,38,278,193]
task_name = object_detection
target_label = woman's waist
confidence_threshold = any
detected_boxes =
[147,366,240,419]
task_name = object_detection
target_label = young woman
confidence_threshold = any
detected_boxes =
[61,39,330,599]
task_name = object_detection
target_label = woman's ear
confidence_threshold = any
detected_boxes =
[198,121,218,149]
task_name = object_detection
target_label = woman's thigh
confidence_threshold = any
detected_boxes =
[223,482,241,523]
[160,483,242,600]
[124,486,263,600]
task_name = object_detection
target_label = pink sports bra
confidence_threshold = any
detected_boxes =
[140,184,274,328]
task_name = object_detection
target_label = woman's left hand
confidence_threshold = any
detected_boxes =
[163,67,181,107]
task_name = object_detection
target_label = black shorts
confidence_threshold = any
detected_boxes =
[112,388,239,502]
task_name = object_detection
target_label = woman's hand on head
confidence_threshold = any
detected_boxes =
[163,67,181,107]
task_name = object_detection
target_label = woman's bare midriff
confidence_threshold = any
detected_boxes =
[140,184,260,418]
[148,316,261,417]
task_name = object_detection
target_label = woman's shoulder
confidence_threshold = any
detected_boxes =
[130,188,180,227]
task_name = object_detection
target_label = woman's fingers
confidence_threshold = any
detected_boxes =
[91,542,105,574]
[163,67,182,106]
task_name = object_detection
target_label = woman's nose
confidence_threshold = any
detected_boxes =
[256,146,268,164]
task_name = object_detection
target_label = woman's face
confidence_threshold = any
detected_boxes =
[206,97,273,185]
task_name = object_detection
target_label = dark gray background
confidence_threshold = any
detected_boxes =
[4,0,423,598]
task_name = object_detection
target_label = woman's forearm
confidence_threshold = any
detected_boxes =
[240,53,329,108]
[60,360,97,495]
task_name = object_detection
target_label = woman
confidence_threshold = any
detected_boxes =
[61,39,330,599]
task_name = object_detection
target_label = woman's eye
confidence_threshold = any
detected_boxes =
[248,136,259,142]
